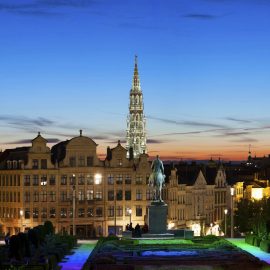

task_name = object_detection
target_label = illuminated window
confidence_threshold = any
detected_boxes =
[95,190,102,200]
[87,207,94,217]
[78,190,84,201]
[33,208,39,219]
[50,208,56,218]
[86,189,94,200]
[61,208,67,218]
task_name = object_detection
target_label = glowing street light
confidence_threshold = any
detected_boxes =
[19,209,23,232]
[72,183,76,236]
[230,187,235,238]
[128,208,132,224]
[224,209,228,237]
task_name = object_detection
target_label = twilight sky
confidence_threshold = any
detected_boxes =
[0,0,270,161]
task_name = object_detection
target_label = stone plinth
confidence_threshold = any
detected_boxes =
[147,201,168,234]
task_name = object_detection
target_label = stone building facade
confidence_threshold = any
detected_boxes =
[164,164,230,236]
[0,132,152,237]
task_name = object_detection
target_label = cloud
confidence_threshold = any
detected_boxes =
[183,13,218,20]
[0,115,54,127]
[6,138,60,144]
[147,139,166,144]
[0,0,95,16]
[230,138,258,143]
[225,117,252,123]
[215,131,251,138]
[148,115,226,129]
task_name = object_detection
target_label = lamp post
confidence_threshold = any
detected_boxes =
[114,190,117,235]
[128,208,132,224]
[224,209,228,237]
[94,173,103,235]
[230,187,235,238]
[19,209,23,232]
[72,183,76,236]
[210,223,213,235]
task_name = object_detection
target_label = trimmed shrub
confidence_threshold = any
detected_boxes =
[260,240,270,253]
[253,236,262,247]
[245,234,256,245]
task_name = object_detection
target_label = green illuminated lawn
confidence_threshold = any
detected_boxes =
[137,239,193,245]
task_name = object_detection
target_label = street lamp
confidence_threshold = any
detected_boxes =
[19,209,23,232]
[128,208,132,224]
[210,223,213,235]
[230,187,235,238]
[72,182,76,236]
[224,209,228,237]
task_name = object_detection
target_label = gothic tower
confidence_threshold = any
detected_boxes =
[126,56,147,158]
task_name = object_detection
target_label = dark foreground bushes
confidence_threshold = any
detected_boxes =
[245,234,270,253]
[0,221,77,270]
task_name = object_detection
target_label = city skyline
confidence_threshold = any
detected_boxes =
[0,0,270,161]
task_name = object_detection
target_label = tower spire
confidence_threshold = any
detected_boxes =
[132,55,141,91]
[126,56,147,158]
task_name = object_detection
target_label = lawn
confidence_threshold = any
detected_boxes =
[83,235,270,270]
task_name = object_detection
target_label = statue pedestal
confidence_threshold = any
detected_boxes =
[147,201,168,234]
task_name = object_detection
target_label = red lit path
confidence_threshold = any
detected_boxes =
[228,238,270,266]
[59,240,97,270]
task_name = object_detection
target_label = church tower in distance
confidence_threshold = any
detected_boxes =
[126,56,147,159]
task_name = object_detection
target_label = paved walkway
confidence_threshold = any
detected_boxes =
[59,240,97,270]
[228,238,270,265]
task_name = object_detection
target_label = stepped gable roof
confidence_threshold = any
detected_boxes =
[111,140,126,152]
[177,166,201,185]
[51,140,70,164]
[0,147,30,168]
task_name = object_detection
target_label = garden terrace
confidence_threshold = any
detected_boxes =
[83,235,270,270]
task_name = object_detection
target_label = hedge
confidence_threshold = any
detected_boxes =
[260,240,270,253]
